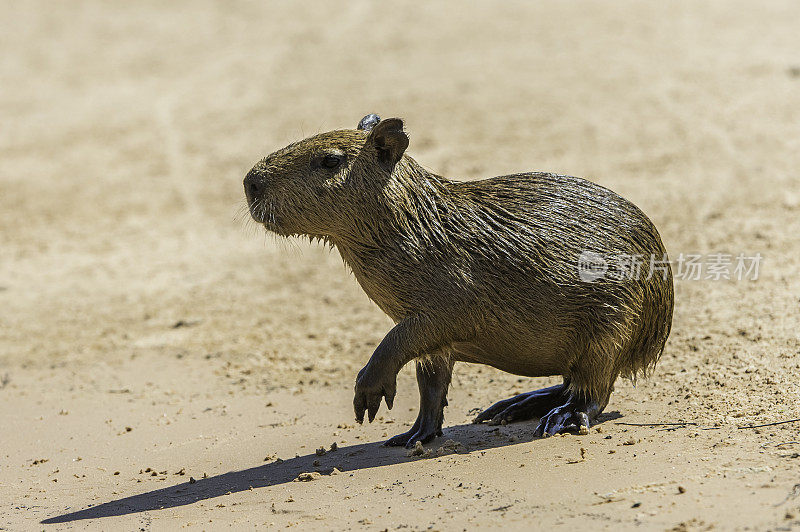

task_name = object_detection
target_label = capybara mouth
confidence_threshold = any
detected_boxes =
[246,200,265,224]
[262,219,284,234]
[245,197,289,236]
[255,206,287,235]
[246,196,280,230]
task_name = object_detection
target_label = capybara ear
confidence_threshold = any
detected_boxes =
[367,118,409,171]
[357,113,381,131]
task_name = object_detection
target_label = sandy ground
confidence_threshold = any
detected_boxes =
[2,1,800,530]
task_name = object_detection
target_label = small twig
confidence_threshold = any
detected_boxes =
[737,418,800,430]
[615,422,698,427]
[775,441,800,447]
[655,425,720,432]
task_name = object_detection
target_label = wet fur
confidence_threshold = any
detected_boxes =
[245,122,673,419]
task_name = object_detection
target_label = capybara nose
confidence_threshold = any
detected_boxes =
[243,170,264,203]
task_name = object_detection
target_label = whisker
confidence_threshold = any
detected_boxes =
[233,201,252,224]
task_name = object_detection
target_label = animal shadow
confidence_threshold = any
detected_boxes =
[42,413,620,524]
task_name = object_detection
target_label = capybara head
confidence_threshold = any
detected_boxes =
[244,115,409,237]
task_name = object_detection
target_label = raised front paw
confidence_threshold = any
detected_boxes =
[353,365,396,424]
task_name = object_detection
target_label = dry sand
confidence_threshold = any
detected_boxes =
[2,1,800,530]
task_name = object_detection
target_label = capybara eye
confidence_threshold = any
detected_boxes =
[321,154,342,169]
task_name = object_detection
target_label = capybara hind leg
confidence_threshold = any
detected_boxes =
[533,392,605,437]
[472,383,568,425]
[532,339,617,436]
[384,357,453,448]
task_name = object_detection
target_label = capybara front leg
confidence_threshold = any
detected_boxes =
[354,316,452,424]
[385,356,453,448]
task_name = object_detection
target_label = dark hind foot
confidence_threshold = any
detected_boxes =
[533,392,602,437]
[473,384,567,425]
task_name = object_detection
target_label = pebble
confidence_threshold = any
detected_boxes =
[295,472,321,482]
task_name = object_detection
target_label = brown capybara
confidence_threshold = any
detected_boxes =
[244,114,673,447]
